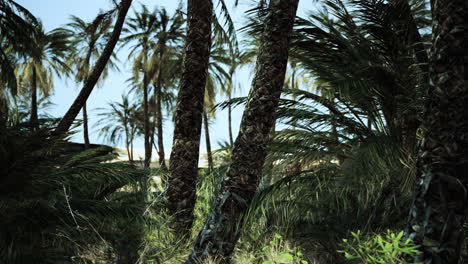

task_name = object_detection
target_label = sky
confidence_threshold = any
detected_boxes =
[15,0,316,161]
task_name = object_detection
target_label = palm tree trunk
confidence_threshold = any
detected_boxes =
[54,0,132,135]
[30,67,38,130]
[0,95,7,131]
[156,89,166,169]
[82,102,90,148]
[126,140,131,162]
[130,133,134,162]
[406,0,466,263]
[166,0,213,232]
[290,67,297,129]
[142,74,151,201]
[143,74,151,170]
[82,44,94,150]
[155,46,166,170]
[124,122,132,162]
[185,1,298,262]
[261,121,276,186]
[203,110,213,171]
[228,92,234,146]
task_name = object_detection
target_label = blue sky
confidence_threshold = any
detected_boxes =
[15,0,316,161]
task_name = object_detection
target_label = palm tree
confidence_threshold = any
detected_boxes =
[64,15,118,148]
[15,22,71,129]
[0,0,38,132]
[0,123,145,263]
[0,0,38,94]
[54,0,133,136]
[166,0,213,232]
[96,94,139,162]
[121,4,159,171]
[407,0,466,262]
[203,36,232,171]
[185,0,299,262]
[148,7,184,170]
[290,0,430,157]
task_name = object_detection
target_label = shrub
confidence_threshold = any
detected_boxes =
[337,230,421,264]
[257,234,309,264]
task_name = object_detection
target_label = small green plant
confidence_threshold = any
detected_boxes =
[337,230,422,264]
[257,234,309,264]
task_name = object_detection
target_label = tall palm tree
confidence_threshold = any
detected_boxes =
[148,7,184,170]
[96,94,139,162]
[203,36,232,171]
[15,22,71,129]
[121,4,159,171]
[185,0,299,262]
[64,15,118,148]
[407,0,466,262]
[54,0,133,136]
[166,0,213,232]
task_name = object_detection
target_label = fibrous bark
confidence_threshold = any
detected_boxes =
[54,0,132,135]
[406,0,467,263]
[166,0,213,232]
[185,0,299,262]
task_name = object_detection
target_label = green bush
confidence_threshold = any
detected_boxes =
[257,234,309,264]
[337,230,421,264]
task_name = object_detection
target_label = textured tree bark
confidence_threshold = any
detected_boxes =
[203,110,213,171]
[406,0,467,263]
[185,0,299,263]
[54,0,132,135]
[166,0,213,232]
[82,102,90,149]
[30,67,38,130]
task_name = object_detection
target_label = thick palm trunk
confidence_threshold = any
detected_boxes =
[185,1,298,263]
[166,0,213,232]
[54,0,132,135]
[406,0,466,263]
[203,110,213,171]
[82,102,90,148]
[30,67,38,130]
